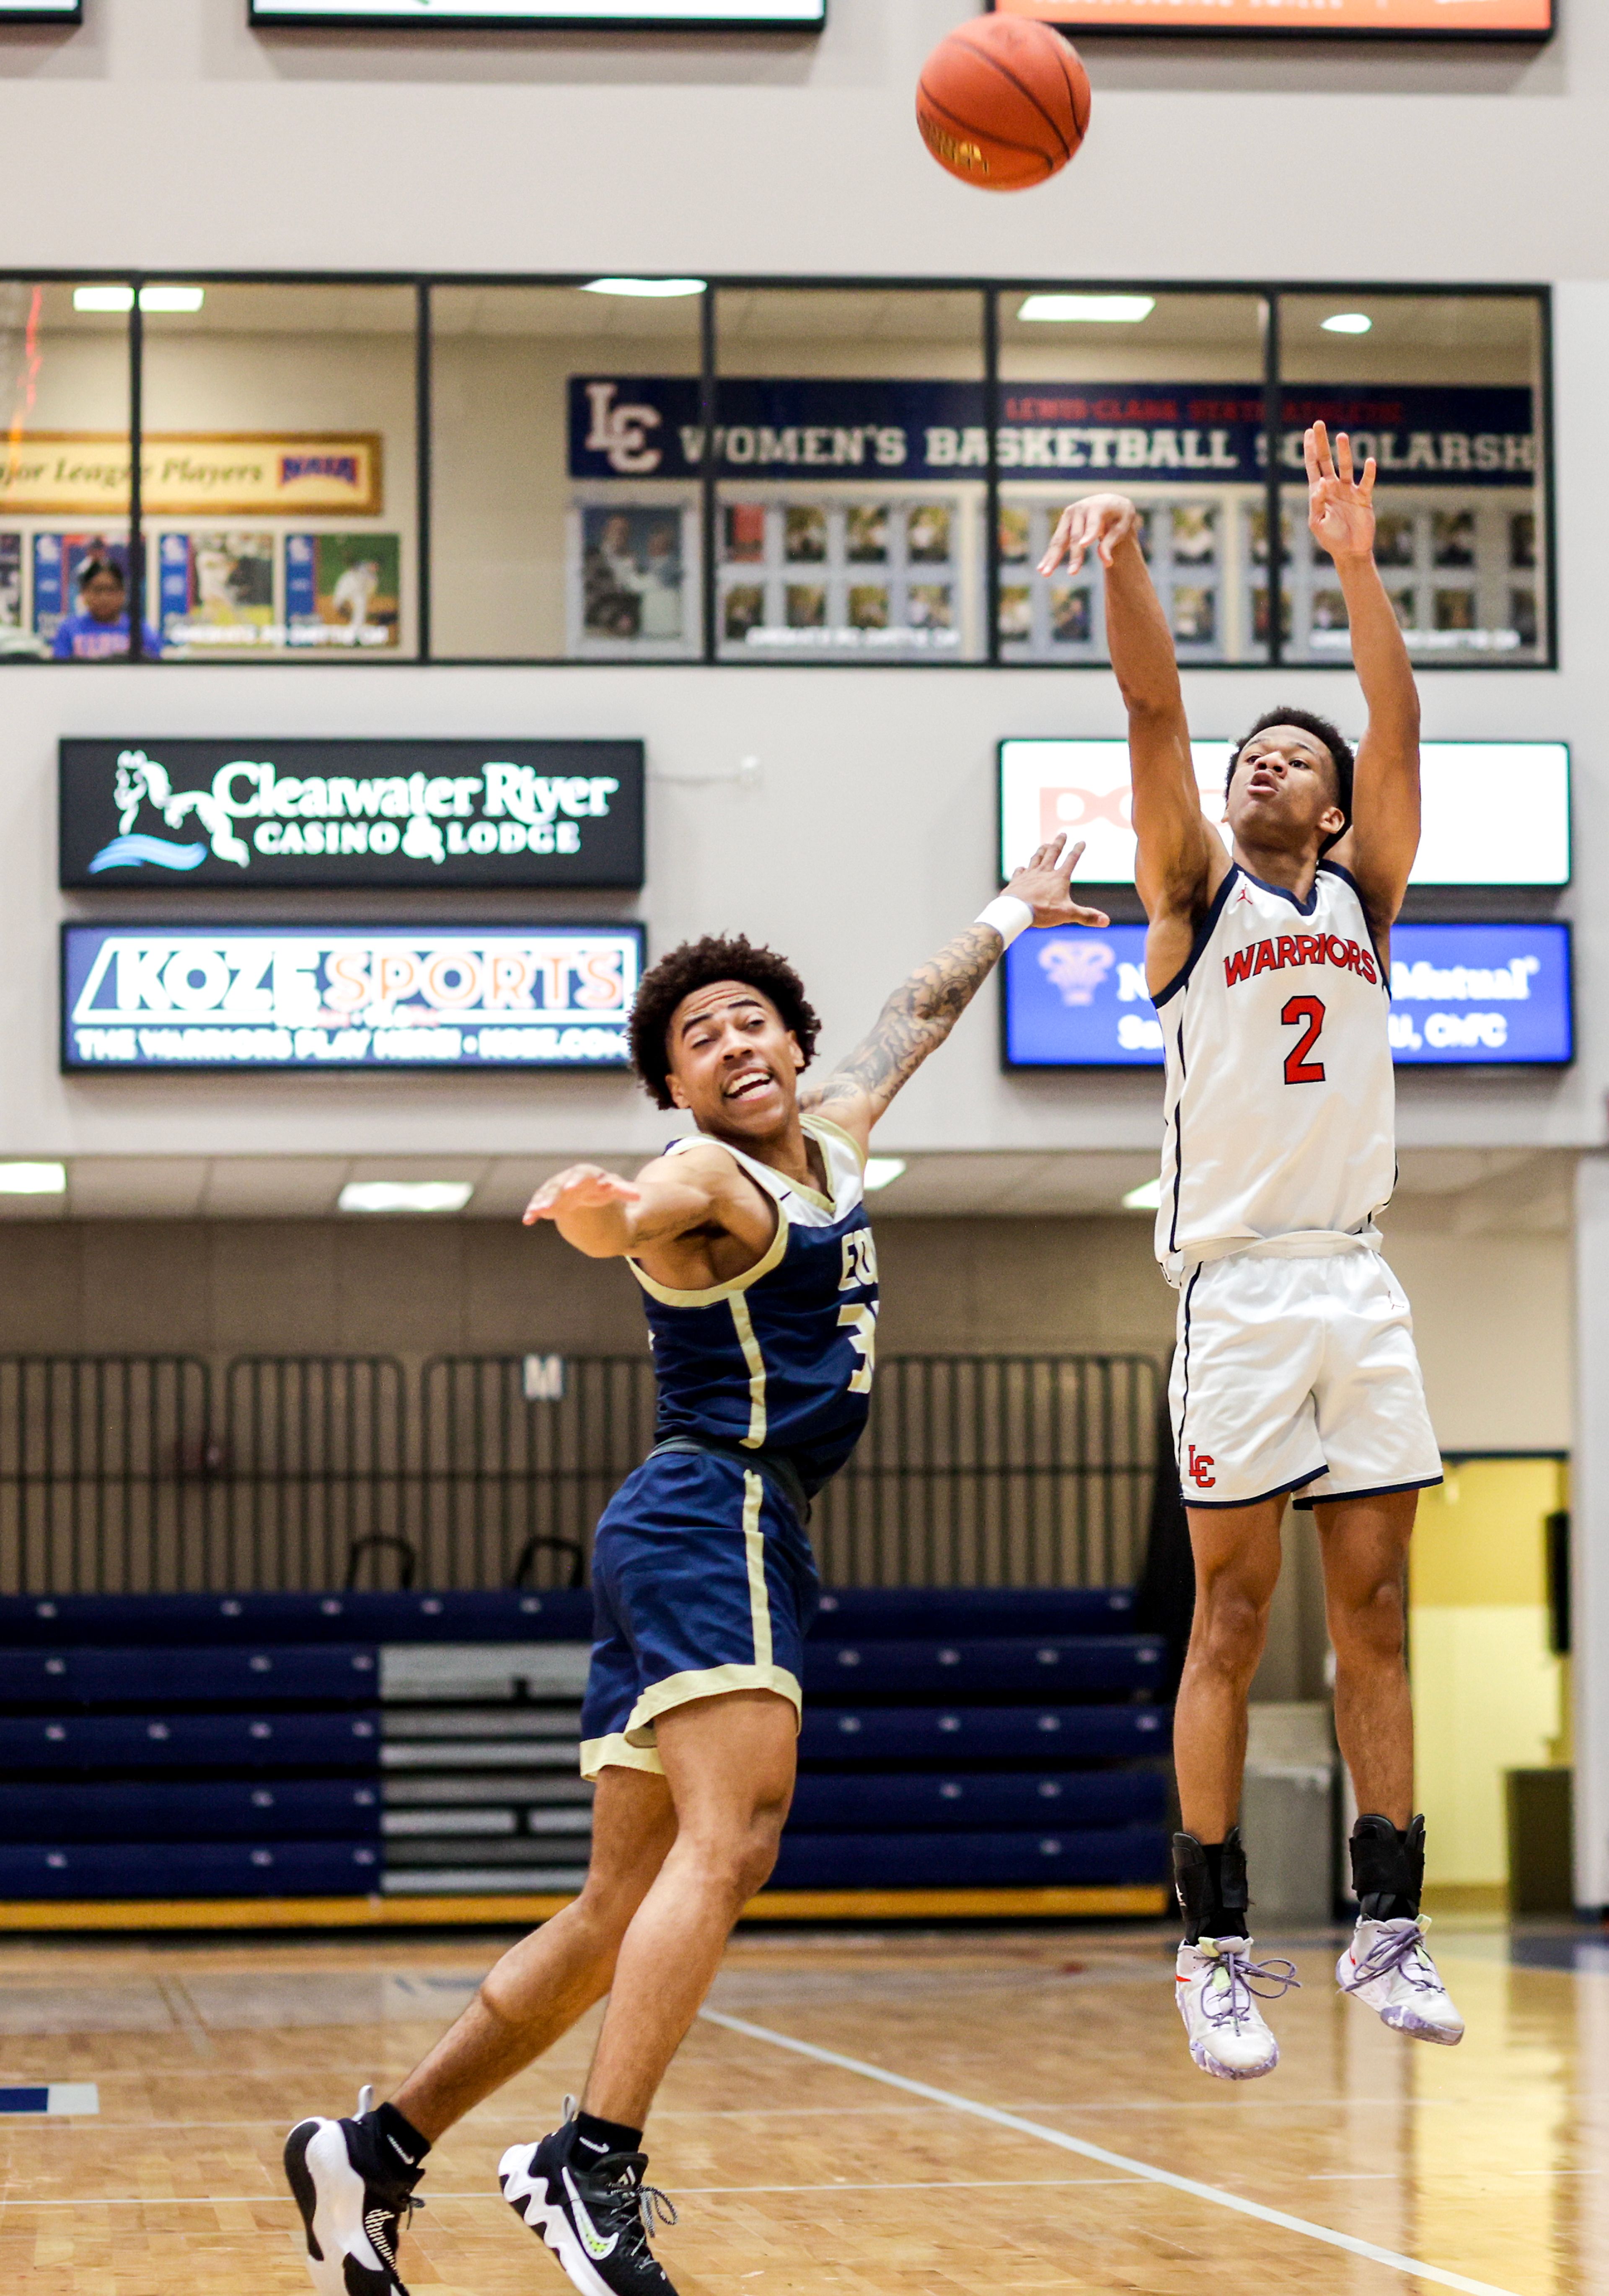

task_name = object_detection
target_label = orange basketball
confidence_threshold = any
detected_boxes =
[916,15,1090,193]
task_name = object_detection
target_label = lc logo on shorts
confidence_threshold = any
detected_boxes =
[1186,1444,1216,1490]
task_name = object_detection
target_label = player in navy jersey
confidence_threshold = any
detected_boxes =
[283,838,1107,2296]
[1040,425,1463,2084]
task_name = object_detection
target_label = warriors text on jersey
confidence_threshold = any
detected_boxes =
[1154,860,1396,1279]
[629,1113,878,1496]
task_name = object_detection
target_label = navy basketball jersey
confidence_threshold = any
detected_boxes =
[630,1114,878,1497]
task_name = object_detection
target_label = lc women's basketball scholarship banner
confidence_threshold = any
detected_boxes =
[570,380,1536,486]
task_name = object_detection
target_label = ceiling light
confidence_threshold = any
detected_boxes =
[73,285,205,314]
[582,277,706,299]
[1017,294,1156,324]
[863,1157,906,1193]
[1320,311,1372,335]
[1121,1176,1161,1211]
[339,1181,473,1215]
[0,1161,66,1195]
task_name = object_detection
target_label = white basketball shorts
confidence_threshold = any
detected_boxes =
[1169,1244,1442,1512]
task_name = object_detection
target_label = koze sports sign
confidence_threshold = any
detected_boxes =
[59,739,645,890]
[62,924,645,1073]
[1001,920,1573,1070]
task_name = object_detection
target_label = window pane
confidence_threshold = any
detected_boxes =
[1277,294,1547,668]
[140,283,416,661]
[433,283,704,662]
[997,291,1268,666]
[0,284,132,661]
[715,289,986,663]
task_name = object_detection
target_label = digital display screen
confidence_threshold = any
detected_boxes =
[63,924,644,1073]
[994,0,1551,36]
[1000,740,1570,889]
[59,738,645,892]
[0,3,81,17]
[1003,920,1573,1070]
[251,0,824,25]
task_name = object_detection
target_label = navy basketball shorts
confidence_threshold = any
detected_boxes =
[579,1448,820,1781]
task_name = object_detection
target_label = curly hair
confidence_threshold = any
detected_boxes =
[629,933,821,1110]
[1227,707,1355,841]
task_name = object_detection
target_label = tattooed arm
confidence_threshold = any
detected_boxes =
[801,835,1110,1154]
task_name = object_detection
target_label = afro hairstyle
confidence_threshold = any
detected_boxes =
[629,933,821,1110]
[1227,707,1355,846]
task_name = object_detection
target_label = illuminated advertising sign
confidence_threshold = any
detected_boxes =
[1000,739,1570,888]
[251,0,824,26]
[1002,920,1573,1070]
[994,0,1551,38]
[59,740,644,891]
[62,924,644,1073]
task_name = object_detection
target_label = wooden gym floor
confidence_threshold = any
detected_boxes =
[1,1919,1603,2296]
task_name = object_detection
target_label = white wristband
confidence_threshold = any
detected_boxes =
[975,894,1034,948]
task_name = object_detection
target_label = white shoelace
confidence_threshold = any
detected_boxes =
[1199,1945,1301,2028]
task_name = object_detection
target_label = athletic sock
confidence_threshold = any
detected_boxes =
[367,2100,430,2175]
[1172,1825,1250,1944]
[572,2109,644,2162]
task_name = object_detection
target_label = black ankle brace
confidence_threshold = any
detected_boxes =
[1349,1812,1425,1921]
[1172,1825,1249,1944]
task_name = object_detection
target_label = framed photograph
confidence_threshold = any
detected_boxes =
[157,531,277,653]
[570,500,699,660]
[285,531,401,651]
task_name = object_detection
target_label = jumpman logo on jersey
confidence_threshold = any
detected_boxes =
[1233,886,1256,906]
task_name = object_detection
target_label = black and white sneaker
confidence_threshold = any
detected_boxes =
[284,2084,424,2296]
[499,2099,680,2296]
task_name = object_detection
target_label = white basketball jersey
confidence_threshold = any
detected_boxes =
[1154,861,1396,1279]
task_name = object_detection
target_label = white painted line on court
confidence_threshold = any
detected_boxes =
[699,2009,1522,2296]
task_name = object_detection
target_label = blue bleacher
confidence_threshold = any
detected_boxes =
[0,1584,1170,1908]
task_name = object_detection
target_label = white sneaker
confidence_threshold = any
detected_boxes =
[1174,1936,1299,2080]
[1337,1916,1464,2044]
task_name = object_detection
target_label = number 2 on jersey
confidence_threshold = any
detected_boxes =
[1280,995,1327,1085]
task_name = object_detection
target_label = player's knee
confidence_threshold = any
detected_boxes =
[1332,1574,1406,1662]
[683,1804,786,1903]
[1194,1579,1271,1679]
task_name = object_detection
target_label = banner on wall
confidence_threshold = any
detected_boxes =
[570,379,1535,488]
[999,738,1571,888]
[59,738,646,890]
[994,0,1551,34]
[63,923,645,1073]
[1002,920,1573,1070]
[0,434,382,518]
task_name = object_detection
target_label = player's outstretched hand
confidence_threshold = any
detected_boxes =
[1307,421,1376,563]
[523,1165,642,1227]
[1004,834,1111,930]
[1038,493,1141,577]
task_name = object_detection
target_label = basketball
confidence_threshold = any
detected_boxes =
[916,15,1091,192]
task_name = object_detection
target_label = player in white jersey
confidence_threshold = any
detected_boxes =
[1040,425,1463,2080]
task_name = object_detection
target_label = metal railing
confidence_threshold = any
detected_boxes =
[0,1351,1159,1596]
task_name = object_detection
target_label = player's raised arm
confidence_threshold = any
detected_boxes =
[801,834,1108,1153]
[1040,494,1224,927]
[1307,422,1421,929]
[521,1148,740,1259]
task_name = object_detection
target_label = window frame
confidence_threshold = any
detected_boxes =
[0,271,1554,673]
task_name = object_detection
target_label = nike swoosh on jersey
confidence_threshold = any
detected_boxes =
[563,2165,620,2259]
